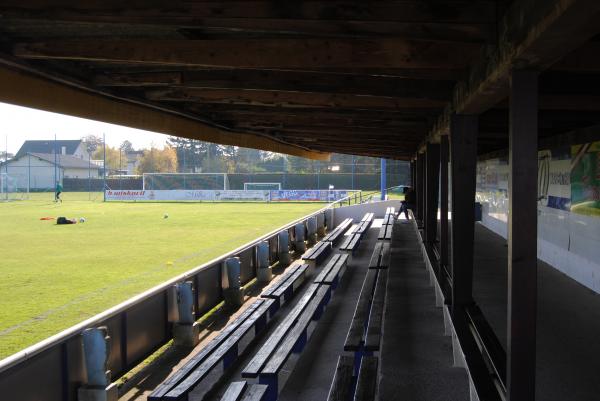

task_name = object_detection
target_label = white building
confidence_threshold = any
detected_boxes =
[1,153,101,190]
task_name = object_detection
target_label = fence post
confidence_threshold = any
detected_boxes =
[316,213,326,237]
[224,257,244,307]
[256,241,272,283]
[278,230,291,267]
[306,216,318,246]
[78,327,118,401]
[294,222,307,253]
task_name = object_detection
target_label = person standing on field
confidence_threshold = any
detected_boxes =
[55,181,63,203]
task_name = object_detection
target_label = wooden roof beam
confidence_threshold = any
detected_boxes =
[0,2,498,23]
[94,69,455,100]
[145,88,446,110]
[14,39,478,69]
[0,65,329,160]
[427,0,600,147]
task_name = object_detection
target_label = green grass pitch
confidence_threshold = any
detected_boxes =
[0,193,324,358]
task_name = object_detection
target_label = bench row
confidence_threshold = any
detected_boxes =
[340,213,375,254]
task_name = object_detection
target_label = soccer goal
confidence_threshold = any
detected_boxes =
[143,173,229,190]
[243,182,281,191]
[0,173,28,201]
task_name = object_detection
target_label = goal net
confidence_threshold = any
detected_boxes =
[243,182,281,191]
[0,173,28,201]
[143,173,229,190]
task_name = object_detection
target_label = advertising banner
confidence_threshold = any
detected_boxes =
[538,147,571,211]
[105,189,270,201]
[269,190,349,202]
[571,141,600,216]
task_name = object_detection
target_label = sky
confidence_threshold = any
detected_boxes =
[0,102,172,155]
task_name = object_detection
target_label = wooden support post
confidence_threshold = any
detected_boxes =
[410,160,416,190]
[507,70,538,401]
[425,143,440,245]
[416,153,425,224]
[449,114,477,316]
[440,136,449,269]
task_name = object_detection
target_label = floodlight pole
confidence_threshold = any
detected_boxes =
[380,158,387,200]
[103,133,106,202]
[54,134,57,193]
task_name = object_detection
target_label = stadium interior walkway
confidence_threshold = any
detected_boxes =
[472,224,600,401]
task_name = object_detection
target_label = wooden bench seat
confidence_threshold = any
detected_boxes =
[368,242,391,269]
[301,241,332,270]
[149,298,274,401]
[344,270,378,352]
[361,212,375,223]
[339,233,362,254]
[243,283,331,401]
[261,263,308,312]
[322,218,353,245]
[384,207,395,217]
[314,253,349,288]
[220,381,267,401]
[326,356,354,401]
[344,268,388,354]
[354,356,379,401]
[377,224,392,241]
[382,214,395,226]
[365,270,387,351]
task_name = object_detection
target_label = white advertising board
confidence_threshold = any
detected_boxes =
[105,189,270,201]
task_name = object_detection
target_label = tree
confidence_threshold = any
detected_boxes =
[81,134,103,154]
[136,146,178,174]
[120,140,134,153]
[92,145,120,173]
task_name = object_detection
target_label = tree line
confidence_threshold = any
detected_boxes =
[81,135,407,175]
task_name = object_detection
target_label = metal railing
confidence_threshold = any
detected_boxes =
[0,194,357,401]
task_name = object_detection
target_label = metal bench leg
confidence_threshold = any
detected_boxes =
[223,343,238,369]
[259,374,279,401]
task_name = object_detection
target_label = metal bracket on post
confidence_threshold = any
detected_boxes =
[316,213,326,237]
[172,281,200,347]
[256,241,272,283]
[224,257,244,307]
[78,327,118,401]
[306,216,318,246]
[278,230,291,267]
[294,222,307,253]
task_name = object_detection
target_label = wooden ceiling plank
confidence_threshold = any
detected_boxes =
[0,2,498,23]
[94,69,455,99]
[14,39,479,69]
[144,88,446,110]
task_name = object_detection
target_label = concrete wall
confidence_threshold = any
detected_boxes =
[475,147,600,294]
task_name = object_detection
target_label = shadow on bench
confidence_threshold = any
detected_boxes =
[327,355,379,401]
[149,298,274,401]
[368,242,390,269]
[242,283,332,401]
[344,267,387,371]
